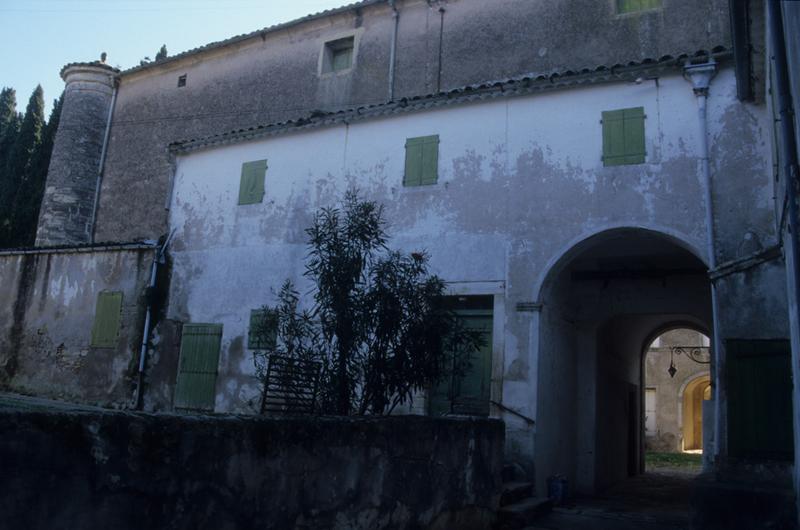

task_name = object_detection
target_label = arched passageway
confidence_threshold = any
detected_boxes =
[533,228,713,495]
[682,373,712,451]
[643,328,711,457]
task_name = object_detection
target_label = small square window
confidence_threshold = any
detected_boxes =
[322,36,355,73]
[617,0,662,14]
[249,309,277,350]
[177,74,187,87]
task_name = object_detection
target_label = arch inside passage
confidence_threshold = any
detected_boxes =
[533,228,712,495]
[682,373,712,451]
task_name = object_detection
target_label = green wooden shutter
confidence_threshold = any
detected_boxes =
[727,340,794,460]
[90,291,123,348]
[248,309,278,350]
[238,159,267,205]
[429,296,493,417]
[618,0,661,14]
[602,107,645,166]
[174,323,223,411]
[450,309,492,416]
[404,135,439,186]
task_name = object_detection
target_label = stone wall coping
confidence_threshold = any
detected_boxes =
[60,61,120,81]
[0,241,156,257]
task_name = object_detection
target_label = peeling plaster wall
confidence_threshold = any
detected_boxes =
[87,0,732,243]
[0,249,153,406]
[164,68,782,488]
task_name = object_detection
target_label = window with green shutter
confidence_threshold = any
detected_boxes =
[174,323,223,411]
[90,291,123,348]
[602,107,646,166]
[429,295,493,417]
[238,159,267,205]
[404,135,439,186]
[727,339,794,460]
[617,0,662,14]
[248,309,278,350]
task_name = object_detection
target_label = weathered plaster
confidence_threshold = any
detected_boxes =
[46,0,734,243]
[162,67,783,493]
[0,248,154,406]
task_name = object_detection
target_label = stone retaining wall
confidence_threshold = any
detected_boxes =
[0,410,504,529]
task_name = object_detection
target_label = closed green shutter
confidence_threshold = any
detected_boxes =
[90,291,123,348]
[174,323,223,411]
[238,159,267,205]
[248,309,278,350]
[618,0,662,14]
[602,107,645,166]
[429,295,493,417]
[727,340,794,460]
[404,135,439,186]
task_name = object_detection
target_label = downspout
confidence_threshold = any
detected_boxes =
[436,5,445,93]
[766,0,800,514]
[135,229,175,410]
[684,59,722,460]
[388,0,399,101]
[89,77,118,243]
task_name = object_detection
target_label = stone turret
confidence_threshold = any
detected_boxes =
[35,61,118,247]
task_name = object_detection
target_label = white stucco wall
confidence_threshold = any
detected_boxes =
[164,66,779,490]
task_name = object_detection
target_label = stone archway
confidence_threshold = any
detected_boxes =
[533,227,713,495]
[681,373,712,451]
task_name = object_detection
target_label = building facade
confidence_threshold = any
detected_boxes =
[1,0,796,516]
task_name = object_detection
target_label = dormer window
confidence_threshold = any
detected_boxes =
[177,74,187,87]
[321,36,355,74]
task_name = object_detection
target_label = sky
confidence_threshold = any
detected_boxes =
[0,0,354,117]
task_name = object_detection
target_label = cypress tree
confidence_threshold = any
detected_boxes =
[0,88,19,246]
[1,85,44,247]
[13,91,63,246]
[155,45,168,62]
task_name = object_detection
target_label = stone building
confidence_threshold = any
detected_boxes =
[644,329,711,455]
[1,0,798,523]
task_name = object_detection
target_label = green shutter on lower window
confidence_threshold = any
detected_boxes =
[618,0,662,14]
[602,107,645,166]
[91,291,123,348]
[404,135,439,186]
[238,159,267,205]
[174,323,223,411]
[248,309,278,350]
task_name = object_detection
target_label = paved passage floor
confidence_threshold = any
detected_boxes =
[528,471,697,530]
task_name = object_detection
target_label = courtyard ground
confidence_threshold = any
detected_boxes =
[526,455,703,530]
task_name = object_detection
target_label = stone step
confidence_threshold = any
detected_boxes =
[497,496,553,528]
[501,462,526,482]
[500,481,535,507]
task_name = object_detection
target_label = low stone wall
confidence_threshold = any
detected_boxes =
[0,410,504,529]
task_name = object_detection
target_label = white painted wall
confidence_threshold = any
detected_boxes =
[167,67,777,488]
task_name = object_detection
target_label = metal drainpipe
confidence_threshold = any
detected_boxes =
[89,77,118,243]
[684,59,723,460]
[436,5,445,93]
[388,0,399,101]
[135,229,175,410]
